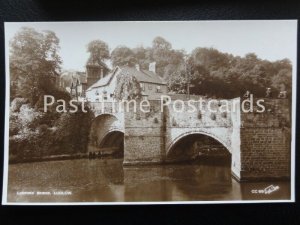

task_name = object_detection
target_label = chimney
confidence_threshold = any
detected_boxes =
[135,64,140,71]
[149,62,156,73]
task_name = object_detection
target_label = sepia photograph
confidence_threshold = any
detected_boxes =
[2,20,297,204]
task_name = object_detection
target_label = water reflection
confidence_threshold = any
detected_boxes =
[123,164,234,201]
[7,158,290,202]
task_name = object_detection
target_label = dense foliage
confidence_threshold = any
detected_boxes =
[110,36,292,98]
[10,27,62,104]
[86,39,110,64]
[114,72,142,100]
[9,27,94,162]
[9,99,94,161]
[111,46,136,67]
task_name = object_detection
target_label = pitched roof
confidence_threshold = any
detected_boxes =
[119,66,166,85]
[87,67,119,90]
[87,66,166,91]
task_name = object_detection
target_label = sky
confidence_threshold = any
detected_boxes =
[5,20,298,71]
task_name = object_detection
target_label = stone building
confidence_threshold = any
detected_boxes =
[59,58,110,100]
[60,70,88,100]
[86,59,110,88]
[69,74,87,100]
[86,62,167,102]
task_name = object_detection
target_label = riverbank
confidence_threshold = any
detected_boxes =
[9,149,122,164]
[9,153,88,164]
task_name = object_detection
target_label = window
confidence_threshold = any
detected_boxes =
[148,84,152,90]
[140,83,145,91]
[156,85,161,93]
[95,90,99,95]
[103,90,108,100]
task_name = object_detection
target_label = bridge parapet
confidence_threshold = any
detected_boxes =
[164,99,237,128]
[164,99,239,149]
[241,98,290,128]
[89,102,123,117]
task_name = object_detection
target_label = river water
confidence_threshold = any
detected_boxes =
[7,158,290,203]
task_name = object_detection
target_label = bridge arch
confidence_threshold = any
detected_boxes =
[89,113,124,153]
[99,129,124,147]
[166,131,232,163]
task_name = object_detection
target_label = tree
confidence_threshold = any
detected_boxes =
[54,107,94,154]
[152,36,173,76]
[271,59,292,95]
[87,39,110,64]
[152,36,172,50]
[132,46,153,70]
[272,68,292,94]
[10,27,62,105]
[111,46,137,67]
[164,63,186,93]
[190,47,229,73]
[114,72,142,100]
[97,36,293,99]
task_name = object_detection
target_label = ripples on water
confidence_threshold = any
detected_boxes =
[8,158,290,202]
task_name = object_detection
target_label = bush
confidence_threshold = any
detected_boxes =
[10,98,29,112]
[9,98,94,161]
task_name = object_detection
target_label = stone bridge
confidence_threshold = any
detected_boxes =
[88,98,291,181]
[89,102,124,153]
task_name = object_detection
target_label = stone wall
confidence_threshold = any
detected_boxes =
[239,98,291,181]
[90,97,291,182]
[122,99,238,165]
[123,100,165,164]
[164,99,238,156]
[164,98,241,178]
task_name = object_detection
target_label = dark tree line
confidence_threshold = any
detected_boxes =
[186,50,292,98]
[93,36,292,99]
